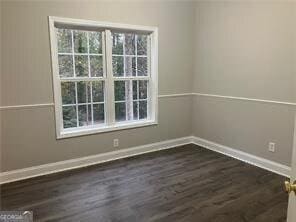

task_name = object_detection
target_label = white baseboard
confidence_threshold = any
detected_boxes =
[0,137,192,185]
[0,136,291,185]
[191,136,291,178]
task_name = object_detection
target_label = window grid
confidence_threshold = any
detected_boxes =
[71,30,76,78]
[62,101,104,107]
[122,35,128,121]
[60,30,149,128]
[58,29,106,128]
[112,33,149,122]
[114,100,126,104]
[50,17,157,138]
[58,52,103,56]
[136,79,139,120]
[64,82,106,128]
[87,32,94,125]
[135,35,138,77]
[74,82,79,127]
[133,80,148,120]
[112,54,147,57]
[147,35,151,120]
[69,30,78,127]
[60,77,105,82]
[90,83,94,125]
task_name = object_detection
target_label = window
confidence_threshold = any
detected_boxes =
[49,17,158,138]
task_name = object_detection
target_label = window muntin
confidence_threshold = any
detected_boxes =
[50,18,157,138]
[111,32,149,123]
[111,32,148,77]
[57,28,106,130]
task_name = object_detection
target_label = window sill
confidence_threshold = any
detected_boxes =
[57,120,158,139]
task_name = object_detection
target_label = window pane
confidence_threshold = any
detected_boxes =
[61,82,76,104]
[137,35,147,56]
[74,30,88,53]
[115,102,126,122]
[57,29,72,53]
[139,100,147,119]
[89,31,102,54]
[75,55,88,77]
[137,57,148,76]
[133,80,138,100]
[112,33,124,55]
[77,82,91,104]
[93,104,105,124]
[112,56,124,76]
[114,81,126,101]
[92,82,104,102]
[125,56,136,76]
[133,101,138,120]
[63,106,77,128]
[78,105,92,126]
[90,55,103,77]
[58,55,73,78]
[125,33,135,55]
[57,29,152,132]
[139,80,148,99]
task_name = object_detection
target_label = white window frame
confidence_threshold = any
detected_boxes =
[48,16,158,139]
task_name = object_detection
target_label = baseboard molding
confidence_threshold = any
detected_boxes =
[0,137,192,185]
[0,136,291,184]
[191,136,291,178]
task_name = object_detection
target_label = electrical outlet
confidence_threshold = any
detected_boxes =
[268,142,275,153]
[113,139,119,148]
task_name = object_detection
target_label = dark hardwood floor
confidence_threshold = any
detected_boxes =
[0,144,289,222]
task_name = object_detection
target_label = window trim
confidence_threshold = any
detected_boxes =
[49,16,158,139]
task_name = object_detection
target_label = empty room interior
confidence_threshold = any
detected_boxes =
[1,0,296,221]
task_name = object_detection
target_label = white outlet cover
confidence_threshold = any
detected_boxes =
[268,142,275,152]
[113,139,119,147]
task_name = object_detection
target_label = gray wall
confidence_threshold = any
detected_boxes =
[193,2,296,166]
[1,1,295,172]
[0,1,194,171]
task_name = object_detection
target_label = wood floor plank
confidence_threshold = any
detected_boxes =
[0,145,289,222]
